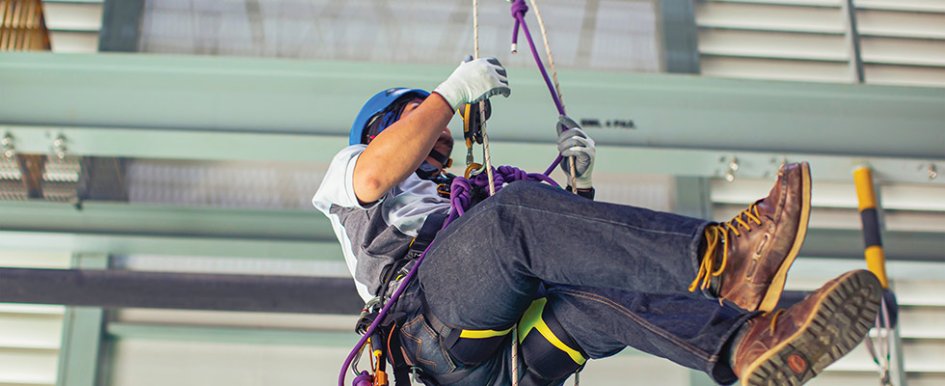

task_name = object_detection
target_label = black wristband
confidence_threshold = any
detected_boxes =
[566,186,595,200]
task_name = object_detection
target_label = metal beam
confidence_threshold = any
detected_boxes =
[57,254,108,386]
[107,323,358,347]
[0,200,939,262]
[0,199,346,260]
[658,0,701,74]
[0,200,332,242]
[801,229,944,263]
[0,230,335,260]
[0,268,362,314]
[97,0,143,52]
[0,53,942,160]
[673,177,712,218]
[3,125,943,185]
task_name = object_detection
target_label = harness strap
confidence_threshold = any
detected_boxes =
[408,212,447,258]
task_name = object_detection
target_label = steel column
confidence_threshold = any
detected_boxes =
[56,254,108,386]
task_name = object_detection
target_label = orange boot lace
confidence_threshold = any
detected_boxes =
[688,204,764,293]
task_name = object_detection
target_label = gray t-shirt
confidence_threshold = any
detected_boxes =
[313,145,450,302]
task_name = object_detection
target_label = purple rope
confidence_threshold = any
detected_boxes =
[339,166,557,386]
[511,0,565,117]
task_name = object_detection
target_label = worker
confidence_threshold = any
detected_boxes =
[313,57,882,386]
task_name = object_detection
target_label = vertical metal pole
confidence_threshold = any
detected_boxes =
[675,176,717,386]
[674,177,712,219]
[852,167,907,386]
[852,167,888,287]
[57,254,109,386]
[98,0,145,52]
[658,0,701,74]
[841,0,865,83]
[890,293,908,386]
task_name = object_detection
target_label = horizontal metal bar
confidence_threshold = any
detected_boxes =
[43,0,105,4]
[0,230,336,260]
[0,268,362,314]
[0,200,332,241]
[107,323,358,347]
[801,228,944,262]
[0,53,941,160]
[0,200,939,262]
[3,126,942,185]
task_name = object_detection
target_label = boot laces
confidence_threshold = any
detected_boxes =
[688,204,764,293]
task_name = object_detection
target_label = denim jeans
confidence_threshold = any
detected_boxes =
[399,181,753,385]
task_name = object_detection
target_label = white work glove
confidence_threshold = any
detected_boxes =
[556,115,595,189]
[434,56,511,111]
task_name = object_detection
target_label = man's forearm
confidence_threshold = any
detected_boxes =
[352,93,453,204]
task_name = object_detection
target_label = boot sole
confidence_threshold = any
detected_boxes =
[741,270,883,386]
[758,162,812,312]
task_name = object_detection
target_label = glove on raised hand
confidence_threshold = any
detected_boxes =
[556,115,595,189]
[434,56,511,111]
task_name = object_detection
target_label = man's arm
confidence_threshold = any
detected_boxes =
[353,94,453,204]
[352,57,510,204]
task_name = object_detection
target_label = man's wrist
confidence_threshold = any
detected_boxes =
[430,91,458,114]
[566,186,595,200]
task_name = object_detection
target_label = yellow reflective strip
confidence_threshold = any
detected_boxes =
[865,246,889,289]
[459,327,514,339]
[853,167,877,212]
[535,319,586,365]
[518,298,547,342]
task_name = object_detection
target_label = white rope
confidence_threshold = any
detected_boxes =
[523,5,583,384]
[474,0,511,381]
[865,296,895,385]
[528,0,564,109]
[473,0,497,196]
[527,0,577,193]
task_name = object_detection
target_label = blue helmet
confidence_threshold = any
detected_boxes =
[349,88,431,145]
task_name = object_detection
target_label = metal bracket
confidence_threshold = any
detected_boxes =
[2,132,15,160]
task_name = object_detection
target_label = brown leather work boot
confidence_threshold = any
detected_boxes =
[689,162,812,312]
[731,270,882,386]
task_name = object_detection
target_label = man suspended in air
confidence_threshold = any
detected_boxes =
[313,57,882,386]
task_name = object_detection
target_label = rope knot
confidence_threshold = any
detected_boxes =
[510,0,529,18]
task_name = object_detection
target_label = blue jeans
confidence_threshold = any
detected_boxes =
[399,181,753,385]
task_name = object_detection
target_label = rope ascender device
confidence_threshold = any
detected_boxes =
[339,0,584,384]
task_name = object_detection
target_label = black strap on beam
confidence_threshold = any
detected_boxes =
[0,268,362,314]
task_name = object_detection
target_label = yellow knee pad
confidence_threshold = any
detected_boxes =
[518,298,586,385]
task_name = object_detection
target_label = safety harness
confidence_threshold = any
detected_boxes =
[341,1,586,385]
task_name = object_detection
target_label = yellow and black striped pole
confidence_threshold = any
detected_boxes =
[853,166,889,289]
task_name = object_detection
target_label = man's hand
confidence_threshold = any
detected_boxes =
[556,115,595,189]
[434,56,511,111]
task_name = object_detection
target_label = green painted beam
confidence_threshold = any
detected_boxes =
[0,230,340,260]
[106,323,358,347]
[0,200,344,260]
[0,199,938,262]
[0,52,942,160]
[57,254,108,386]
[0,200,343,259]
[3,125,943,185]
[673,177,712,218]
[0,200,332,241]
[659,0,701,74]
[98,0,144,52]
